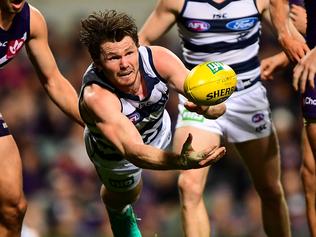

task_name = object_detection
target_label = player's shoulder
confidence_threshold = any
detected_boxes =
[256,0,269,14]
[159,0,184,12]
[29,4,47,37]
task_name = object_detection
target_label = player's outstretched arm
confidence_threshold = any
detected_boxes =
[151,46,227,119]
[25,5,84,126]
[80,84,225,170]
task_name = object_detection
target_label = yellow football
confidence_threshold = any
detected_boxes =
[184,61,237,106]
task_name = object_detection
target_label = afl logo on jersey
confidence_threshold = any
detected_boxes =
[128,112,141,124]
[187,20,210,32]
[226,17,258,30]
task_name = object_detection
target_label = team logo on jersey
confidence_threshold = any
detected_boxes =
[0,32,27,66]
[187,20,210,32]
[226,17,258,30]
[252,113,264,123]
[128,112,141,124]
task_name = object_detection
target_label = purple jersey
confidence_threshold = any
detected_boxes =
[302,0,316,121]
[0,2,30,68]
[305,0,316,48]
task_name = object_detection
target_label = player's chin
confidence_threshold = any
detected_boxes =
[10,0,25,12]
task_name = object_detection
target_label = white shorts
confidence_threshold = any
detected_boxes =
[84,111,172,192]
[176,82,273,143]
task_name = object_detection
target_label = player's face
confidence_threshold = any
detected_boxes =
[98,36,140,92]
[0,0,25,14]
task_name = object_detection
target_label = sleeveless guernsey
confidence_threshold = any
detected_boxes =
[79,46,171,160]
[0,2,30,68]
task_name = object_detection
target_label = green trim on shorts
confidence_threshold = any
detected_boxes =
[181,109,205,122]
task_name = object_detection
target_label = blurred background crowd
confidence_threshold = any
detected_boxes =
[0,0,310,236]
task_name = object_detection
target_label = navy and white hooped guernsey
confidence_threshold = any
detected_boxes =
[177,0,261,89]
[79,46,171,160]
[0,2,30,68]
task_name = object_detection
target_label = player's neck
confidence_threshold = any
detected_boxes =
[0,11,15,31]
[212,0,226,3]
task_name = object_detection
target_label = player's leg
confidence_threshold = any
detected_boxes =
[0,134,27,237]
[301,125,316,237]
[101,181,142,237]
[173,126,220,237]
[235,130,291,237]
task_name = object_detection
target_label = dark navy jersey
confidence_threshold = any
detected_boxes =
[305,0,316,48]
[0,2,30,68]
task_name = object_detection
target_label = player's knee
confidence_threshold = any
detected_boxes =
[0,195,27,229]
[255,182,284,202]
[178,174,204,200]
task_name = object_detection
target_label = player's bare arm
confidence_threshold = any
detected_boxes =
[80,83,225,169]
[150,46,226,118]
[269,0,309,62]
[25,5,84,126]
[138,0,183,45]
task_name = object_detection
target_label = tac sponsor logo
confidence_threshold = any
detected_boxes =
[109,177,135,189]
[304,97,316,106]
[182,109,204,122]
[226,17,258,30]
[252,113,264,123]
[187,20,210,32]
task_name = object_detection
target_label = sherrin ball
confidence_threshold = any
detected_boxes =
[184,61,237,106]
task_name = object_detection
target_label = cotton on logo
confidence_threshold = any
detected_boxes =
[304,97,316,105]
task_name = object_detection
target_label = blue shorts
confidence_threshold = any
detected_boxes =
[302,77,316,123]
[0,113,10,137]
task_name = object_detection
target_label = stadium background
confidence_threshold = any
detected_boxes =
[0,0,309,236]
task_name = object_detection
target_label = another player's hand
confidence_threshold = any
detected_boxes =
[184,101,226,119]
[279,34,309,62]
[290,4,306,35]
[261,52,290,80]
[179,133,226,169]
[293,47,316,93]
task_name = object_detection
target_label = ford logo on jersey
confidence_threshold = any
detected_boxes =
[187,20,210,32]
[226,17,258,30]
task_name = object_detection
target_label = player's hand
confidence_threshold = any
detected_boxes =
[279,34,309,62]
[179,133,226,169]
[293,47,316,93]
[290,4,306,35]
[184,101,226,119]
[261,52,290,80]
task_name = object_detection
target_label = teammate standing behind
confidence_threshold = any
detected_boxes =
[139,0,292,236]
[264,0,316,235]
[78,9,226,237]
[0,1,83,236]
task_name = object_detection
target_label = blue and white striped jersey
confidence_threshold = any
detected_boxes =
[177,0,261,84]
[79,46,171,160]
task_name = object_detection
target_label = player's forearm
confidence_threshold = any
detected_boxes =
[270,0,291,39]
[44,76,84,127]
[124,143,183,170]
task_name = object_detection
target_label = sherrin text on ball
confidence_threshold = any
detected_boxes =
[184,61,237,106]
